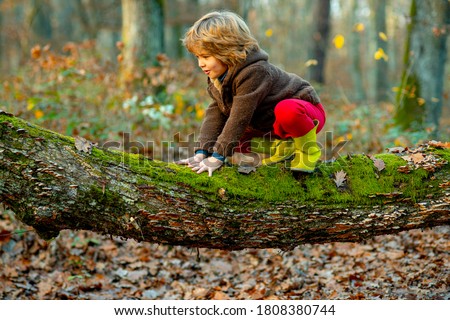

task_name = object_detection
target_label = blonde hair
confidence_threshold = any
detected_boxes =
[182,11,260,66]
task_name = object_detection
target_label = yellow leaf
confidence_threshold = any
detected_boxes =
[265,28,273,37]
[304,59,318,67]
[431,97,440,103]
[27,100,35,111]
[417,98,426,106]
[391,87,399,92]
[333,34,345,49]
[196,107,204,120]
[354,23,365,33]
[379,32,388,41]
[34,110,44,119]
[374,48,388,61]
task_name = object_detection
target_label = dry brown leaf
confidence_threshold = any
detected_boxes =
[439,181,450,188]
[74,136,95,154]
[385,250,405,260]
[402,153,425,164]
[37,279,53,298]
[428,140,450,149]
[373,158,385,172]
[191,287,209,299]
[333,170,347,188]
[386,146,407,153]
[211,291,230,300]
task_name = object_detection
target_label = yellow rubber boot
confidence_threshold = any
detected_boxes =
[261,139,294,165]
[290,121,321,172]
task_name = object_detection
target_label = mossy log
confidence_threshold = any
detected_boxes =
[1,111,449,250]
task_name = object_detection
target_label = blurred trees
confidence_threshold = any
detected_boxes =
[0,0,448,144]
[395,0,449,136]
[119,0,164,86]
[370,0,389,102]
[348,0,366,102]
[307,0,330,84]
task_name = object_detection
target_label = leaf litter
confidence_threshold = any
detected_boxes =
[0,211,449,300]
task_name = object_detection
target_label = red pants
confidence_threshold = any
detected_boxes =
[236,99,326,153]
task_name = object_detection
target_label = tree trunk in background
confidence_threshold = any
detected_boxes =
[120,0,165,86]
[1,113,449,250]
[0,0,3,73]
[24,0,52,47]
[349,0,366,102]
[77,0,122,63]
[165,0,198,60]
[308,0,331,84]
[371,0,389,102]
[48,0,80,43]
[395,0,449,136]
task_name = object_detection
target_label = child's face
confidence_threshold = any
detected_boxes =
[195,51,228,80]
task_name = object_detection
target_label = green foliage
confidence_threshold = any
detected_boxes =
[0,42,207,157]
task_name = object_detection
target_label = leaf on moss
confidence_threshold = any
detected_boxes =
[75,136,94,154]
[333,170,347,188]
[402,153,425,165]
[238,166,256,175]
[386,146,407,154]
[374,158,385,172]
[428,140,450,149]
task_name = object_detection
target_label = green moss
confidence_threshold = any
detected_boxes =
[434,147,450,162]
[1,113,74,145]
[2,113,448,207]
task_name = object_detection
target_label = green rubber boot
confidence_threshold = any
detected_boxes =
[261,139,295,165]
[290,121,321,172]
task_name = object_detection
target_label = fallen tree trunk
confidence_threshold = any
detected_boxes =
[0,111,449,250]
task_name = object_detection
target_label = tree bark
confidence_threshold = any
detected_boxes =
[308,0,331,84]
[349,0,366,102]
[0,111,449,250]
[371,0,389,102]
[395,0,449,134]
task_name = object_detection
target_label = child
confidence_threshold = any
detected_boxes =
[177,11,326,177]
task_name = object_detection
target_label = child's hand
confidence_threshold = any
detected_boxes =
[175,153,206,167]
[192,157,223,177]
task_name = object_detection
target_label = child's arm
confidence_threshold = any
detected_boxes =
[196,101,227,154]
[176,101,226,167]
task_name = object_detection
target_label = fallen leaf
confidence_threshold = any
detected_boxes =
[238,166,256,174]
[402,153,424,165]
[333,170,347,188]
[37,279,53,299]
[0,229,12,243]
[75,136,95,154]
[373,158,385,172]
[428,140,450,149]
[211,291,230,300]
[386,146,407,154]
[438,181,450,188]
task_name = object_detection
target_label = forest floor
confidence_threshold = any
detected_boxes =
[0,212,448,300]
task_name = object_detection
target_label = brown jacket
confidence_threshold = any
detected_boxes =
[198,49,321,157]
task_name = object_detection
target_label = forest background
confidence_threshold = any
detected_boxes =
[0,0,449,159]
[0,0,449,300]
